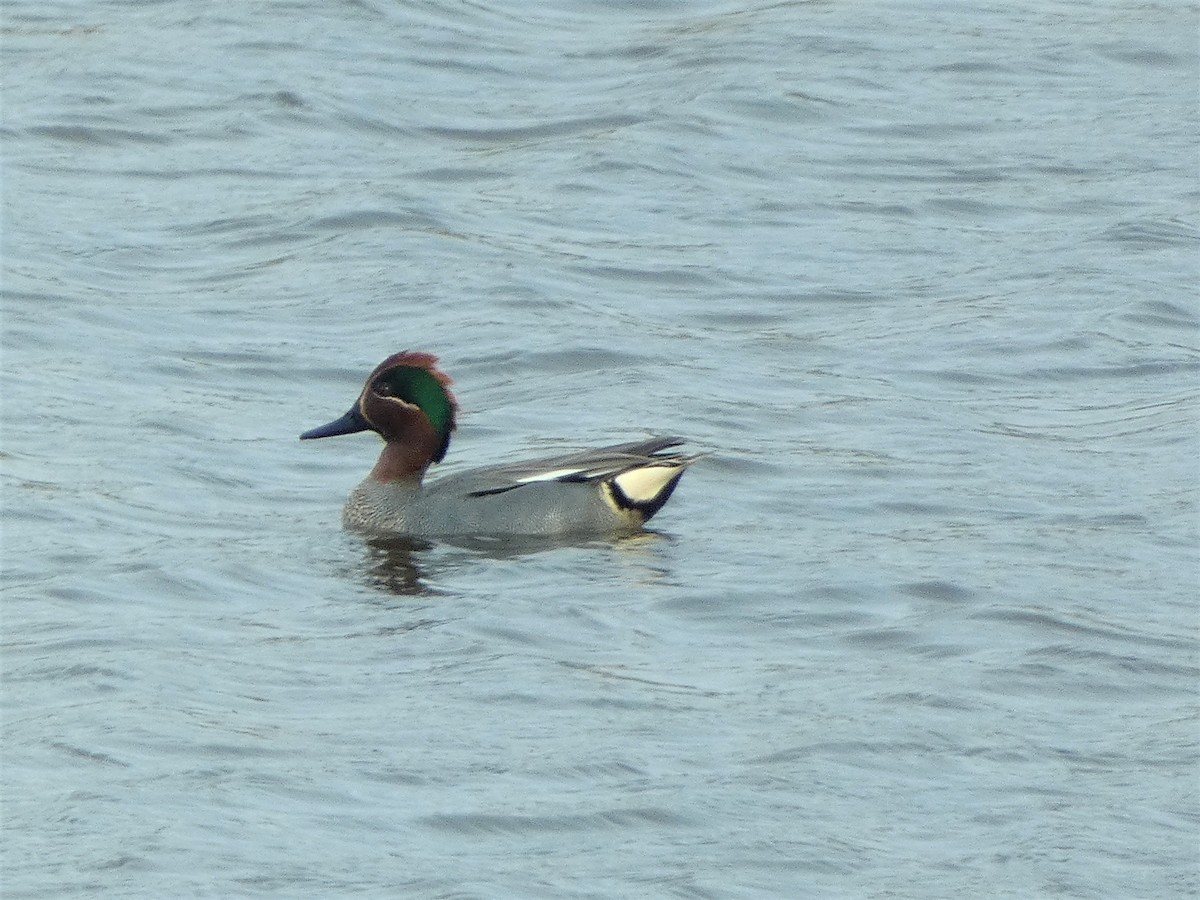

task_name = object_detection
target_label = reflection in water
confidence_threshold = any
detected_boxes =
[358,530,674,595]
[359,535,435,596]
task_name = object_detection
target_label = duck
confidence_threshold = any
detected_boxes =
[301,351,698,536]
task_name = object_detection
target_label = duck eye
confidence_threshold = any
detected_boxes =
[373,380,393,397]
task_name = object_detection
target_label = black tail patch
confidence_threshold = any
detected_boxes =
[607,468,686,522]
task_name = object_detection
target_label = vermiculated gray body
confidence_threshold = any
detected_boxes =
[344,475,636,535]
[342,438,693,537]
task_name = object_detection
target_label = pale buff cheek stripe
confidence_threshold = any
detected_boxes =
[612,465,682,504]
[366,394,423,428]
[377,396,421,411]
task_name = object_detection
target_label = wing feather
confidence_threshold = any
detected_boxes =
[462,437,691,498]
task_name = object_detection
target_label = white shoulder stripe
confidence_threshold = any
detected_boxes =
[514,467,586,484]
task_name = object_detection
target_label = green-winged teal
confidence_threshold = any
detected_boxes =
[301,352,697,536]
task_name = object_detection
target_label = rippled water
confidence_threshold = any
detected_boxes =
[3,1,1198,897]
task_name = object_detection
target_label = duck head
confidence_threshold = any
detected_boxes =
[301,351,458,482]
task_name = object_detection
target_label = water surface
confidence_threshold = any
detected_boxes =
[3,1,1198,897]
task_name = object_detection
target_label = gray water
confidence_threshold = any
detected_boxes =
[3,1,1198,897]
